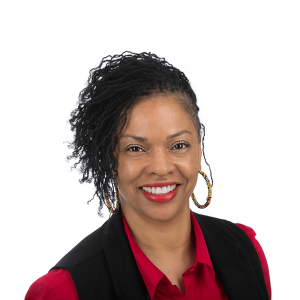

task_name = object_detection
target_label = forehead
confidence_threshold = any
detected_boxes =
[119,94,195,136]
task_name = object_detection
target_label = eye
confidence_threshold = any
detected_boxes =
[126,141,189,152]
[172,141,189,150]
[126,145,144,152]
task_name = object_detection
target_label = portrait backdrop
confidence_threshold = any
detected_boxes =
[1,0,299,299]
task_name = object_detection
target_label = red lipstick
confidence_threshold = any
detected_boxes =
[141,184,179,203]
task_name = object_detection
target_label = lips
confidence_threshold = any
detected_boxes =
[140,184,180,203]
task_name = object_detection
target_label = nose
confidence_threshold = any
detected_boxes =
[145,147,175,176]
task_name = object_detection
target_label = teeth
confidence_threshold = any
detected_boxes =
[142,185,177,195]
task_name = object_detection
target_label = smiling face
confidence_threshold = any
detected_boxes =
[114,93,202,223]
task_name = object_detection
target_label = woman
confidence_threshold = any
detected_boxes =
[25,52,271,300]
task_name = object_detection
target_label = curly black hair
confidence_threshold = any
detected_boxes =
[67,51,213,217]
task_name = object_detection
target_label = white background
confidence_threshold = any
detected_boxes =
[1,0,299,299]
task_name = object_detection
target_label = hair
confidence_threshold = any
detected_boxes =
[67,51,213,217]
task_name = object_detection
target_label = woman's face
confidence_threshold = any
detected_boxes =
[115,93,202,223]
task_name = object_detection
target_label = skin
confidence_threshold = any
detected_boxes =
[114,93,202,294]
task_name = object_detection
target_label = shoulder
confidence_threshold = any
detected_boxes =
[25,214,121,300]
[192,211,264,250]
[236,223,271,299]
[52,215,115,270]
[25,269,78,300]
[235,223,256,238]
[192,212,272,299]
[191,211,267,264]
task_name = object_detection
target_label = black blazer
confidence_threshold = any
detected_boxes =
[51,210,269,300]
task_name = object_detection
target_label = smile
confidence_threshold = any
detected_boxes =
[140,185,180,203]
[141,184,177,195]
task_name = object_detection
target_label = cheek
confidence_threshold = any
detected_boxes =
[117,158,141,182]
[182,156,198,175]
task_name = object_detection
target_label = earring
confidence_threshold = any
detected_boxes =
[105,188,120,214]
[191,171,212,209]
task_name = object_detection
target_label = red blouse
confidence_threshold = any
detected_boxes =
[25,211,271,300]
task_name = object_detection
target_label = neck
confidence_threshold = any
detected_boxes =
[122,203,195,259]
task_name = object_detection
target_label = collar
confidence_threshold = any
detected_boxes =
[121,210,214,300]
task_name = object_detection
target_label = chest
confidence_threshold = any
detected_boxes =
[148,253,196,294]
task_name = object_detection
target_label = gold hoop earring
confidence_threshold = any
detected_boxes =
[191,171,212,209]
[105,188,120,214]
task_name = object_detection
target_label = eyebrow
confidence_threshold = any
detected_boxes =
[119,130,192,142]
